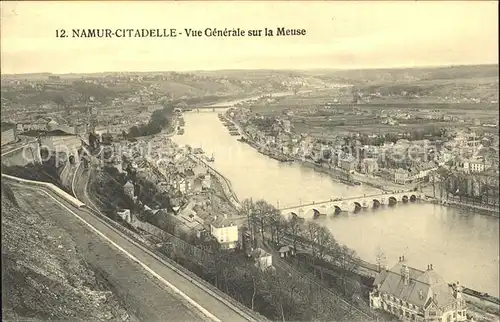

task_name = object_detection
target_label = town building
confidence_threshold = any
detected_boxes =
[369,258,467,322]
[394,168,409,184]
[117,209,132,223]
[209,215,239,250]
[1,122,18,146]
[252,248,273,271]
[361,158,379,174]
[460,158,489,174]
[340,154,357,173]
[282,119,291,133]
[123,181,135,199]
[278,245,296,258]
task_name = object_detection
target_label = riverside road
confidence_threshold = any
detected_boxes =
[173,108,500,298]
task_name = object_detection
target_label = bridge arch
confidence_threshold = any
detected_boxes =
[402,195,409,203]
[410,194,417,202]
[317,205,329,215]
[305,208,317,218]
[373,199,381,208]
[388,196,398,206]
[353,202,362,213]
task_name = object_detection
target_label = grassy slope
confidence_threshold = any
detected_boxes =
[1,183,135,321]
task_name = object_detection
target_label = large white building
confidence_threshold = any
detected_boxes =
[460,158,489,174]
[209,215,239,250]
[369,258,467,322]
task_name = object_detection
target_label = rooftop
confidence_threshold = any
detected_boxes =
[251,248,270,258]
[374,261,456,309]
[210,215,236,228]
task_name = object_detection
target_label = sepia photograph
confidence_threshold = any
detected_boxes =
[1,1,499,322]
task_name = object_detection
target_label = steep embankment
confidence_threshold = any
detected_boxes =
[1,183,136,321]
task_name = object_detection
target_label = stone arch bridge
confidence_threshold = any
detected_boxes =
[280,191,425,218]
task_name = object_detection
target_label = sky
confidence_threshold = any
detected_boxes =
[1,1,498,74]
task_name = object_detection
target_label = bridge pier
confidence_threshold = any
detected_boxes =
[280,191,424,218]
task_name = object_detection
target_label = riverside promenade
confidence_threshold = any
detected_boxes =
[188,153,241,208]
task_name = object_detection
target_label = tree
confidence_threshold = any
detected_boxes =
[332,245,359,296]
[315,226,336,260]
[240,198,256,244]
[268,210,286,245]
[51,94,66,111]
[253,200,275,242]
[286,214,303,251]
[304,221,322,258]
[375,246,387,272]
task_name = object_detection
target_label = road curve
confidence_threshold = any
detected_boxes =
[6,180,258,322]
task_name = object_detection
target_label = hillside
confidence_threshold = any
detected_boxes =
[302,64,498,83]
[1,183,136,321]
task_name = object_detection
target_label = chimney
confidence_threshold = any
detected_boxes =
[399,256,402,262]
[402,255,405,262]
[430,264,433,270]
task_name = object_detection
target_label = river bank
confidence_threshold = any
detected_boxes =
[175,102,499,298]
[226,114,406,194]
[426,197,499,217]
[226,113,500,216]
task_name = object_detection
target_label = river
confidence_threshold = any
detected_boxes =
[172,109,499,297]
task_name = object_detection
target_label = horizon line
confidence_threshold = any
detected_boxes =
[1,63,498,77]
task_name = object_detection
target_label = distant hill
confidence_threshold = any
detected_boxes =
[298,64,498,84]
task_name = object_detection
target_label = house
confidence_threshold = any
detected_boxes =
[463,158,489,173]
[394,168,409,184]
[252,248,273,271]
[310,144,324,162]
[278,245,296,258]
[282,119,291,133]
[176,201,205,231]
[117,209,132,223]
[369,258,467,322]
[192,165,211,191]
[361,158,379,174]
[123,181,135,198]
[209,215,239,250]
[340,154,357,173]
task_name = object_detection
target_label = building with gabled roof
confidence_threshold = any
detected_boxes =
[369,257,467,322]
[251,247,273,271]
[209,214,239,250]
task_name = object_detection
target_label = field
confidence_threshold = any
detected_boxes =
[246,65,499,138]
